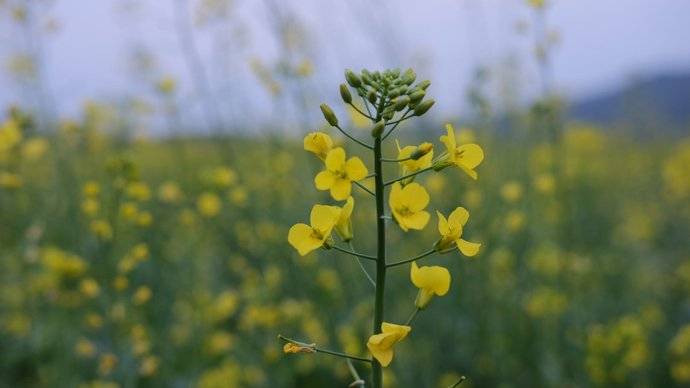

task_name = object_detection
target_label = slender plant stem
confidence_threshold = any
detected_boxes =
[386,249,436,268]
[346,359,366,387]
[405,308,420,325]
[334,124,373,149]
[381,110,412,140]
[381,156,412,163]
[371,122,387,388]
[348,241,376,288]
[278,335,372,363]
[384,166,434,186]
[448,376,467,387]
[349,103,374,120]
[332,245,377,261]
[353,181,375,196]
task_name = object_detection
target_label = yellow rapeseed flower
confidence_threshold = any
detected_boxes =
[304,132,334,160]
[314,147,368,200]
[389,182,430,231]
[410,261,451,309]
[367,322,411,367]
[437,124,484,179]
[288,204,341,256]
[435,207,481,256]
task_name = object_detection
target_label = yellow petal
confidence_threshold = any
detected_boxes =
[381,322,411,340]
[389,182,403,210]
[303,132,333,158]
[310,205,340,235]
[440,124,456,155]
[345,157,368,181]
[288,224,323,256]
[457,144,484,170]
[314,171,335,190]
[338,196,354,225]
[410,263,451,296]
[367,334,394,367]
[330,178,352,201]
[325,147,346,172]
[437,211,450,236]
[401,183,429,213]
[401,211,430,231]
[457,239,481,257]
[448,207,470,228]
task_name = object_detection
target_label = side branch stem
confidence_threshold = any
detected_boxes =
[278,335,372,363]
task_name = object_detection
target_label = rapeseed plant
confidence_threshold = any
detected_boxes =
[284,68,484,387]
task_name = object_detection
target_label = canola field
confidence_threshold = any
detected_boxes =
[1,101,690,387]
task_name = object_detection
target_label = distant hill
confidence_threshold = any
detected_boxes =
[568,72,690,136]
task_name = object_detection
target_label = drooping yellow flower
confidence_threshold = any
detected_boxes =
[410,261,451,309]
[438,124,484,179]
[389,182,430,231]
[435,207,481,257]
[315,147,368,201]
[303,132,334,160]
[396,140,433,185]
[334,196,354,242]
[367,322,411,367]
[288,204,341,256]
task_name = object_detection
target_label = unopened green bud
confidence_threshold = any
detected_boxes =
[367,89,377,104]
[339,84,352,104]
[320,104,338,126]
[409,89,425,104]
[394,95,410,111]
[413,99,435,116]
[371,120,385,138]
[417,80,431,90]
[382,109,394,121]
[388,88,401,99]
[401,68,416,85]
[361,71,372,85]
[345,69,361,88]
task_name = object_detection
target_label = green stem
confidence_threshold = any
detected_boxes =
[381,110,412,140]
[383,166,434,186]
[448,376,467,387]
[386,249,436,268]
[353,181,375,196]
[346,359,366,387]
[405,308,420,325]
[331,245,377,261]
[349,102,374,120]
[278,335,372,363]
[348,241,376,288]
[372,133,386,388]
[334,124,373,149]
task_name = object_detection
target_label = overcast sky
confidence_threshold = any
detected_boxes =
[1,0,690,132]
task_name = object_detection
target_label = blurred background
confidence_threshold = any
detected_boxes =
[1,0,690,387]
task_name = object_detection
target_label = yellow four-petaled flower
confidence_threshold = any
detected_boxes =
[439,123,484,179]
[410,261,451,309]
[389,182,430,231]
[366,322,411,367]
[288,204,341,256]
[435,207,481,256]
[315,147,368,201]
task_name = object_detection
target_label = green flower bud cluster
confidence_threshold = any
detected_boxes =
[326,68,437,139]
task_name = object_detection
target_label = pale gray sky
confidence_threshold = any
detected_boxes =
[1,0,690,132]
